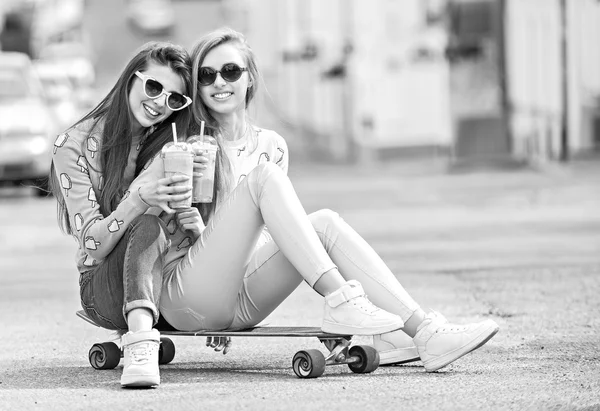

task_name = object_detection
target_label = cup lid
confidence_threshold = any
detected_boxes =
[162,142,192,152]
[187,135,217,145]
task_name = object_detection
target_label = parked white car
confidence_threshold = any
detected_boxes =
[37,41,97,109]
[37,41,96,89]
[0,51,59,196]
[34,60,83,129]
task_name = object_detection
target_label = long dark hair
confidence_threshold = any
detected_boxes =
[189,27,262,222]
[50,42,193,234]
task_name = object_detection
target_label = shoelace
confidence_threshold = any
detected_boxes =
[127,342,158,364]
[430,313,466,333]
[438,325,468,333]
[349,295,378,315]
[422,311,450,333]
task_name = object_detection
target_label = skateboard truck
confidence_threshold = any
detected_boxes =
[322,336,351,362]
[292,335,379,378]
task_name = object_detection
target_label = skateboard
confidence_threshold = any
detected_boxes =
[76,310,380,379]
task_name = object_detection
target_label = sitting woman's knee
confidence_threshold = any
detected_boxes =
[246,162,289,197]
[129,215,168,243]
[309,209,341,229]
[250,162,285,182]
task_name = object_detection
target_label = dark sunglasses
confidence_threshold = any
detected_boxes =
[197,63,248,86]
[134,71,192,111]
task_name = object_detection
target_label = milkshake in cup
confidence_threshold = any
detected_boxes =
[186,135,218,203]
[161,141,194,209]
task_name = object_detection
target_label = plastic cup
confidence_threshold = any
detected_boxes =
[161,142,194,209]
[186,135,218,203]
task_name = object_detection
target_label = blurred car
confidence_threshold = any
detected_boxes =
[37,41,96,89]
[37,41,97,109]
[126,0,175,35]
[0,51,59,196]
[34,60,83,129]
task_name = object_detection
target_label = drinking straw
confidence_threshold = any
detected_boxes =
[171,122,177,144]
[199,120,205,143]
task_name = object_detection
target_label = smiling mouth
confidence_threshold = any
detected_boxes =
[212,92,232,100]
[143,103,160,117]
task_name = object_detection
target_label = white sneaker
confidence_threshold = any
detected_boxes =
[322,280,404,335]
[413,311,499,372]
[373,330,420,365]
[120,329,161,388]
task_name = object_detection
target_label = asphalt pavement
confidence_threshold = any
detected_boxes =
[0,157,599,410]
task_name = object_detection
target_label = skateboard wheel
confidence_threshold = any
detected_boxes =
[292,349,326,378]
[159,337,176,364]
[347,345,380,374]
[89,342,121,370]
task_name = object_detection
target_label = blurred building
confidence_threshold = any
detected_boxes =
[222,0,600,165]
[446,0,509,167]
[222,0,451,163]
[1,0,96,134]
[505,0,600,163]
[0,0,35,56]
[0,0,86,58]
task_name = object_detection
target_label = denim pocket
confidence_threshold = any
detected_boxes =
[79,271,122,330]
[84,307,121,330]
[79,271,92,301]
[79,271,93,308]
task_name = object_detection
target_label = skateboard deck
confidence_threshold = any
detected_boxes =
[76,309,380,378]
[76,309,347,338]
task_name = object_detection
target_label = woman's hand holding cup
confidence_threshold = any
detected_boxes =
[192,152,209,178]
[138,175,192,214]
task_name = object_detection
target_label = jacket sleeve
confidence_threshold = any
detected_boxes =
[52,128,150,261]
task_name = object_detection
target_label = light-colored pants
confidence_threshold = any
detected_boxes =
[160,163,419,331]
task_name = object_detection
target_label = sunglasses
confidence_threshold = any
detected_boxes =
[134,71,192,111]
[197,63,248,86]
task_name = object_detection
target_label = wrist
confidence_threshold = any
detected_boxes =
[137,187,151,207]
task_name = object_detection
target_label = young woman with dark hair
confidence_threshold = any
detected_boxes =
[50,41,194,388]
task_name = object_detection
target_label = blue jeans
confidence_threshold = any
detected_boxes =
[79,215,170,331]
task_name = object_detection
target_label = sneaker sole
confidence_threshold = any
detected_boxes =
[423,321,499,372]
[121,375,160,388]
[378,346,421,366]
[322,321,403,336]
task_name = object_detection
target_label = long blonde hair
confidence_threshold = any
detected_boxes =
[188,27,262,222]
